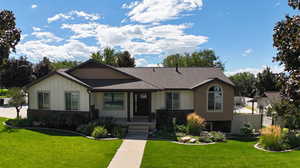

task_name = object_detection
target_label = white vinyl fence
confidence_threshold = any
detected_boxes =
[231,114,263,134]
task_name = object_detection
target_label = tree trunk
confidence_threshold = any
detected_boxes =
[16,107,20,119]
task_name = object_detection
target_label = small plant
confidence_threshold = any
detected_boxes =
[199,135,213,143]
[259,125,284,151]
[76,123,95,135]
[209,131,226,142]
[240,123,254,136]
[91,126,108,138]
[176,124,187,133]
[186,113,205,136]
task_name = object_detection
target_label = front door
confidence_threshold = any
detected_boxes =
[134,92,150,116]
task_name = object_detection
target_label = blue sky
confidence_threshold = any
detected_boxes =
[1,0,296,75]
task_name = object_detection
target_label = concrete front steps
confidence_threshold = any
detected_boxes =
[127,124,150,138]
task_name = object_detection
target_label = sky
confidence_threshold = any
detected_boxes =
[0,0,297,75]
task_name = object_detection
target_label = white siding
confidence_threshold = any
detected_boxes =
[28,74,89,111]
[94,92,128,118]
[151,90,194,112]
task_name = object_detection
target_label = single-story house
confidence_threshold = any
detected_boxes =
[26,59,235,131]
[256,91,281,114]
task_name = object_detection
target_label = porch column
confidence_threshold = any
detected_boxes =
[127,92,131,122]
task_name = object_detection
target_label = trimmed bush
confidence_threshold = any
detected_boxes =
[76,123,95,136]
[91,126,108,138]
[112,125,127,138]
[259,125,285,151]
[240,123,254,136]
[186,113,205,135]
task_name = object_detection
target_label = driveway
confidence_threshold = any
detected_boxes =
[0,106,27,119]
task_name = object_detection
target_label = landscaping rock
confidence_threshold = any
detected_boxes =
[179,136,191,143]
[189,138,197,143]
[200,131,209,136]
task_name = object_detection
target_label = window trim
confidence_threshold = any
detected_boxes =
[165,91,180,110]
[103,92,125,111]
[65,91,80,111]
[207,85,223,113]
[37,91,50,110]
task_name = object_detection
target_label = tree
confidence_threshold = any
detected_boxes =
[90,48,136,67]
[116,51,135,67]
[229,72,256,97]
[273,1,300,103]
[0,10,21,65]
[51,60,80,69]
[0,56,34,88]
[256,67,280,95]
[162,50,224,70]
[272,0,300,130]
[8,87,26,119]
[33,57,53,79]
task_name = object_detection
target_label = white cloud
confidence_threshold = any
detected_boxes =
[48,10,101,23]
[31,4,38,8]
[242,48,253,56]
[21,34,28,40]
[225,65,284,76]
[62,22,208,56]
[16,39,98,61]
[31,31,63,43]
[136,58,162,67]
[123,0,203,23]
[32,26,42,31]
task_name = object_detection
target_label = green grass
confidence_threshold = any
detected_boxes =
[0,118,122,168]
[141,138,300,168]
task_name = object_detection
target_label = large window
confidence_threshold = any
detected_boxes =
[38,91,50,109]
[166,92,180,110]
[208,86,223,112]
[103,92,124,110]
[65,91,80,110]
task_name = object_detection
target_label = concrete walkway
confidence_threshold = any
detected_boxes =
[108,133,147,168]
[0,106,27,119]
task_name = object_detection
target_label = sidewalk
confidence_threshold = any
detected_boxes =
[108,133,147,168]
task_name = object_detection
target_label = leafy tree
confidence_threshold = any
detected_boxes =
[273,1,300,103]
[0,10,21,65]
[8,87,26,119]
[229,72,256,97]
[51,60,80,69]
[256,67,280,95]
[116,51,135,67]
[33,57,53,79]
[90,48,136,67]
[0,56,34,88]
[162,50,224,70]
[272,0,300,130]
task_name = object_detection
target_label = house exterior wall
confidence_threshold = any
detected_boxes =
[71,68,133,79]
[93,92,129,119]
[151,90,194,113]
[194,80,234,121]
[28,74,90,112]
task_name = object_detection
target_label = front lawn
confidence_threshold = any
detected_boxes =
[0,117,121,168]
[141,138,300,168]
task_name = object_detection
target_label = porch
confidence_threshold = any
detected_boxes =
[90,91,156,124]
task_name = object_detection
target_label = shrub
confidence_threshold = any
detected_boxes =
[259,125,285,151]
[89,117,115,131]
[186,113,205,135]
[199,135,213,143]
[7,118,33,127]
[76,123,95,136]
[91,126,108,138]
[112,125,127,138]
[283,132,300,148]
[209,131,226,142]
[240,123,254,136]
[176,124,187,133]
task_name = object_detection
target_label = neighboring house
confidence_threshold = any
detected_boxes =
[256,91,281,114]
[26,59,235,132]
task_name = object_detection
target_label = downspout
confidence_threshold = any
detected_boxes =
[87,88,92,121]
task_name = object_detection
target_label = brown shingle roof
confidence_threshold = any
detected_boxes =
[116,67,234,89]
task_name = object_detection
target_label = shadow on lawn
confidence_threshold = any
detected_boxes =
[26,128,81,137]
[0,126,19,134]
